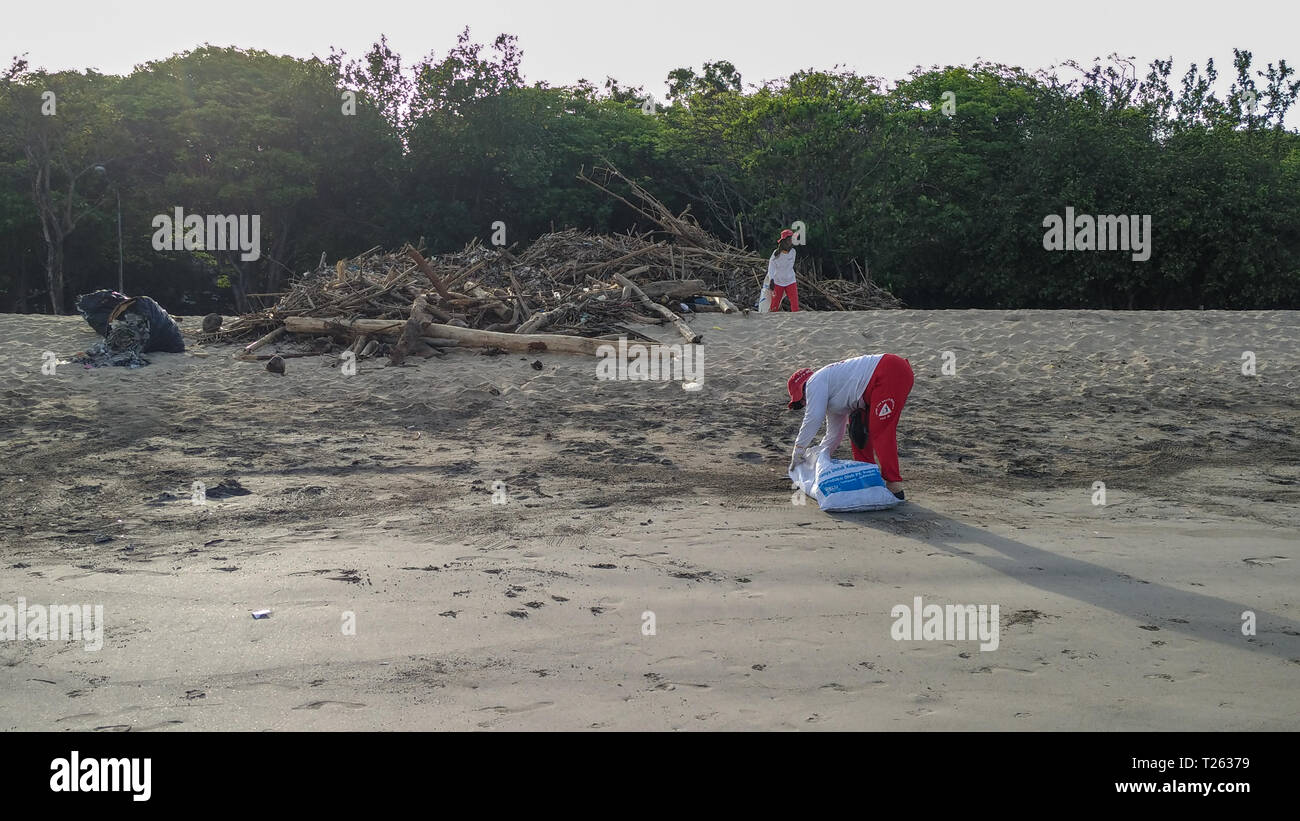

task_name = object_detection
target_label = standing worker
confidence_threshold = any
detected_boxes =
[766,229,799,312]
[786,354,915,499]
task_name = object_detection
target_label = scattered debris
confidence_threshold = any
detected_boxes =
[204,479,252,499]
[199,165,899,364]
[73,290,186,368]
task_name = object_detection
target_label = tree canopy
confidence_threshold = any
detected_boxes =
[1,38,1296,313]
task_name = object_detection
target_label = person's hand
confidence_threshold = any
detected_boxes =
[788,448,807,473]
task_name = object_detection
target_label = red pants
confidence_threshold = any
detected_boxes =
[769,283,799,312]
[849,354,914,482]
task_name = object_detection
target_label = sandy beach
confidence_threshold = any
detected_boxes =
[1,308,1297,731]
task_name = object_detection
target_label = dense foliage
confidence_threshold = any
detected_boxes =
[1,35,1297,313]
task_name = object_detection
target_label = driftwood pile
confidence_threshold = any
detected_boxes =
[577,164,903,312]
[203,163,900,363]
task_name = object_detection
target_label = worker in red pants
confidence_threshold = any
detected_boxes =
[786,353,914,499]
[766,228,800,312]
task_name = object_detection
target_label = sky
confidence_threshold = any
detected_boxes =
[5,0,1299,123]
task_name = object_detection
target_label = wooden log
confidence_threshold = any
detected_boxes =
[420,323,608,356]
[240,325,285,356]
[613,273,702,344]
[285,314,605,356]
[515,285,616,334]
[404,246,453,299]
[639,279,707,301]
[507,269,533,318]
[390,294,439,366]
[516,301,575,334]
[283,317,405,336]
[466,284,513,318]
[619,265,651,281]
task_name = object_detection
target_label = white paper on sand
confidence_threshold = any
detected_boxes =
[788,448,901,512]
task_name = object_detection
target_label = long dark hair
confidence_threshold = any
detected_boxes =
[771,237,793,259]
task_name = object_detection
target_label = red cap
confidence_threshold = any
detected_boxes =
[779,229,795,240]
[787,368,813,408]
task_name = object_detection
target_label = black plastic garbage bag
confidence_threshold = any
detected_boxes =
[76,289,128,337]
[126,296,185,353]
[75,290,185,353]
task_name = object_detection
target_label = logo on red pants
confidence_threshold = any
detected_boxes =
[874,398,895,420]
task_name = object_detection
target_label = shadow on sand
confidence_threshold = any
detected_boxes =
[828,503,1300,661]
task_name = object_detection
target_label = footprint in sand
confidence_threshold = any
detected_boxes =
[654,681,711,691]
[475,702,554,715]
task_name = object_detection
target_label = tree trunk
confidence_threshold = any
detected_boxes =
[227,257,251,314]
[15,255,28,312]
[266,215,293,295]
[45,235,64,314]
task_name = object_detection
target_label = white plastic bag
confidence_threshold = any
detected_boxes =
[789,448,901,512]
[757,281,772,313]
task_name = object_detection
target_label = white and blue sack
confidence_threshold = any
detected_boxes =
[789,448,901,512]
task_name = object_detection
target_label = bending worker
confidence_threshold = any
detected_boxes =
[786,353,915,499]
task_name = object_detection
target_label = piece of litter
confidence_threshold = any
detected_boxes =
[682,381,703,392]
[251,609,272,619]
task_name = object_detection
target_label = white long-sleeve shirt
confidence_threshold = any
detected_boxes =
[767,248,797,286]
[793,354,885,456]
